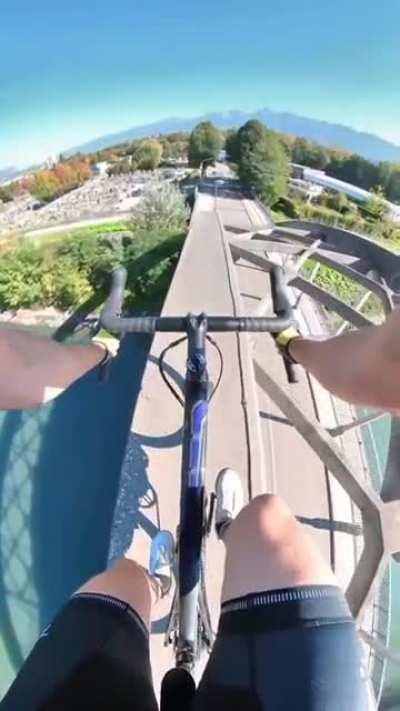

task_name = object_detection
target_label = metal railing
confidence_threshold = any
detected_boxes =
[226,216,400,706]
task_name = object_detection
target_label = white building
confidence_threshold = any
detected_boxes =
[93,161,110,176]
[289,178,324,202]
[292,164,400,222]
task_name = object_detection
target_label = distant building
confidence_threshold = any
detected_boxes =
[44,155,57,169]
[291,163,400,222]
[289,178,323,202]
[93,161,110,176]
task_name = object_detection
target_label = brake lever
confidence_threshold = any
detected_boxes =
[283,357,300,384]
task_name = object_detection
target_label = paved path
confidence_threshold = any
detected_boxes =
[115,175,370,696]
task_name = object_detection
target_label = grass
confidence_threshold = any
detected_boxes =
[0,220,132,254]
[300,260,385,324]
[29,220,132,249]
[270,208,289,223]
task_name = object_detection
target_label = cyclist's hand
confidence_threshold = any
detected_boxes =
[92,335,121,382]
[273,326,302,365]
[93,335,120,358]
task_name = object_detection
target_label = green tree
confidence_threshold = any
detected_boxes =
[165,131,189,143]
[327,154,379,190]
[29,171,61,202]
[378,162,400,203]
[0,184,16,203]
[188,122,223,167]
[225,129,240,162]
[237,120,290,206]
[160,132,189,162]
[292,137,329,170]
[134,139,163,170]
[107,158,133,176]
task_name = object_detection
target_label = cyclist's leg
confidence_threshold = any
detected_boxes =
[1,558,158,711]
[221,492,336,600]
[196,493,369,710]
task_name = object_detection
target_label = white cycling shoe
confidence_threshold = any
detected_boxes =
[215,468,244,539]
[149,530,175,597]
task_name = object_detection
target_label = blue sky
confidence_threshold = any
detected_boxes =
[1,0,400,168]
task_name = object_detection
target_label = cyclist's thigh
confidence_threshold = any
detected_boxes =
[0,594,157,711]
[194,585,369,711]
[221,494,337,601]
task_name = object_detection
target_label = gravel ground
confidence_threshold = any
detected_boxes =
[0,170,183,235]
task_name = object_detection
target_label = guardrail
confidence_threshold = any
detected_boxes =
[226,212,399,706]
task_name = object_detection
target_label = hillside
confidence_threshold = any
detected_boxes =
[65,107,400,164]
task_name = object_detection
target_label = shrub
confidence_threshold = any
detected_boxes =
[325,191,350,214]
[0,243,47,309]
[123,230,184,311]
[58,233,125,291]
[49,258,93,310]
[132,179,188,231]
[272,196,299,219]
[107,159,133,176]
[0,214,186,314]
[0,184,17,203]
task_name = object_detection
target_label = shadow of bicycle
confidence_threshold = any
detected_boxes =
[0,334,150,696]
[108,349,185,560]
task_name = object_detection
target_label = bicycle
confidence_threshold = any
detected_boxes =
[100,264,295,679]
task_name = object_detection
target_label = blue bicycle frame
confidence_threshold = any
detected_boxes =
[176,314,210,668]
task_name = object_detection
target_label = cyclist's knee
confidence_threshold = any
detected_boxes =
[232,493,292,534]
[249,493,290,517]
[76,558,153,626]
[224,493,299,553]
[222,494,336,597]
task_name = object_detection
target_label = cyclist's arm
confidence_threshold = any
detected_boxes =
[0,327,106,410]
[290,308,400,412]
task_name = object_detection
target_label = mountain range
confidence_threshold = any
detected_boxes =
[0,166,27,184]
[65,107,400,164]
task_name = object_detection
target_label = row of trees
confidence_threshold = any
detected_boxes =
[27,159,92,203]
[107,139,164,175]
[0,132,188,206]
[90,132,189,170]
[187,120,290,206]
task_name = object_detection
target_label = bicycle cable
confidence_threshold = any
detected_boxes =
[159,336,187,406]
[158,334,224,407]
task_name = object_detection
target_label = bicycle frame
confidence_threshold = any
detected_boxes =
[175,314,210,669]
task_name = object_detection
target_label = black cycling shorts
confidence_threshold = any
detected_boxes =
[0,585,369,710]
